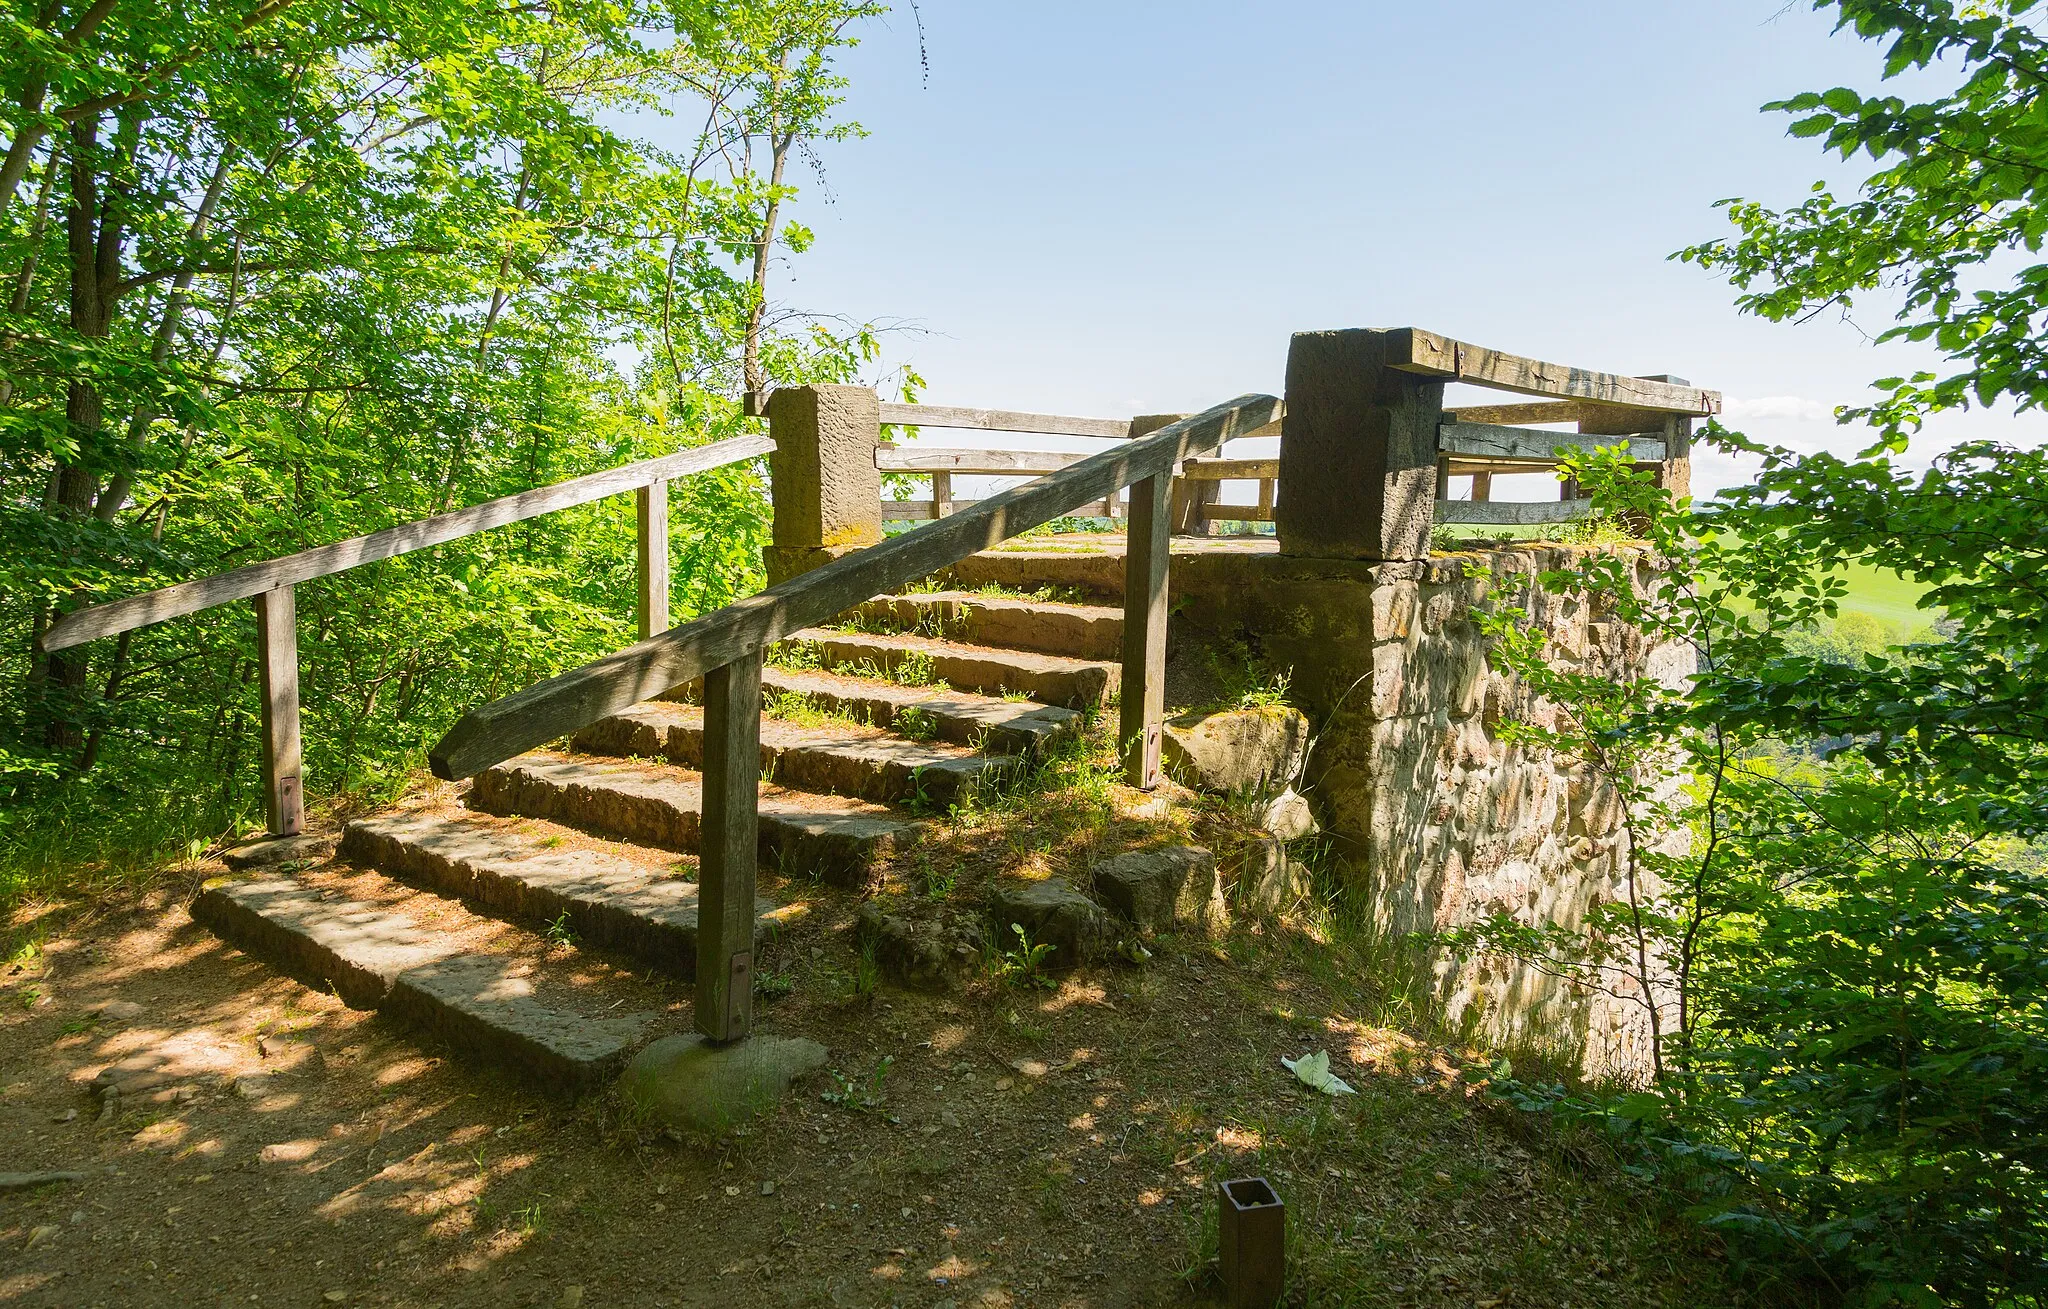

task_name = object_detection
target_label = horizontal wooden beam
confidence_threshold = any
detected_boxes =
[1388,328,1719,416]
[428,394,1282,780]
[41,434,777,653]
[875,447,1085,475]
[878,402,1131,440]
[1439,422,1666,464]
[1433,499,1596,526]
[880,498,1125,522]
[1180,458,1279,480]
[1443,400,1595,426]
[1200,503,1274,522]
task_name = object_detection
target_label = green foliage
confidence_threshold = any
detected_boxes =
[1435,15,2048,1298]
[992,920,1057,990]
[1678,0,2048,450]
[0,0,893,889]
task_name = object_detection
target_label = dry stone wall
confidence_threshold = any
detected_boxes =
[1169,544,1690,1082]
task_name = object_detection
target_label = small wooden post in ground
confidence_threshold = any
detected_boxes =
[695,649,763,1041]
[1274,329,1444,561]
[253,585,304,837]
[637,478,669,640]
[1121,471,1171,788]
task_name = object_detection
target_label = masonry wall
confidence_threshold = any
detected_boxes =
[1168,544,1691,1083]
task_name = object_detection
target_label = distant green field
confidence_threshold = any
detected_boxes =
[1835,564,1934,630]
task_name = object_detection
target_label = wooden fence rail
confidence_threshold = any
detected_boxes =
[36,433,775,838]
[428,393,1283,1044]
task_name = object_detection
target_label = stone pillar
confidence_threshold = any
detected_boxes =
[1275,329,1444,562]
[763,385,882,585]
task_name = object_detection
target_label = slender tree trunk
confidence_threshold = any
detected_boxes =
[741,56,792,398]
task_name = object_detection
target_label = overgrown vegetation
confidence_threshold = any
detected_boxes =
[1432,5,2048,1301]
[0,0,904,899]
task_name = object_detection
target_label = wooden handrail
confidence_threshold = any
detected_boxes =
[40,432,774,840]
[877,402,1131,440]
[41,435,776,652]
[1386,328,1722,416]
[427,393,1280,782]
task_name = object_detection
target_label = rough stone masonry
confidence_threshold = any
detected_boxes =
[1169,542,1692,1083]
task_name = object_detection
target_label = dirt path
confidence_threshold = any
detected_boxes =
[0,867,1739,1308]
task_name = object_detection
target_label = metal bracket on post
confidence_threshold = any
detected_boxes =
[727,951,753,1035]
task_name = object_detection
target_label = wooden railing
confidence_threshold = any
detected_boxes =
[427,394,1282,1043]
[878,406,1286,531]
[35,434,775,838]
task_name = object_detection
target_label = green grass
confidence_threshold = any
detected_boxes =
[1831,563,1932,629]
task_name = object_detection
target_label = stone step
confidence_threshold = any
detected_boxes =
[469,750,915,884]
[779,628,1118,709]
[660,667,1081,758]
[571,702,1020,805]
[338,810,797,976]
[852,591,1123,661]
[938,550,1127,602]
[191,876,656,1089]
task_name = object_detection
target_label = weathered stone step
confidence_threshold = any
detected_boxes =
[938,550,1127,602]
[852,591,1123,660]
[780,628,1118,709]
[661,667,1081,757]
[191,877,655,1089]
[470,750,915,884]
[339,810,796,976]
[572,702,1020,805]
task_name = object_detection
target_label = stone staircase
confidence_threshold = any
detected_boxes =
[192,549,1131,1090]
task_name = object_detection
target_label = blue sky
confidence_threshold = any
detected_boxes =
[742,1,2027,495]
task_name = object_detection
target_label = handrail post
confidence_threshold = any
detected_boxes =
[1275,329,1444,561]
[695,649,763,1041]
[637,478,670,639]
[253,585,304,837]
[764,384,882,585]
[1121,470,1171,788]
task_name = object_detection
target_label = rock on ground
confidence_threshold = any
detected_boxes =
[619,1033,828,1134]
[1161,705,1311,795]
[1229,835,1313,912]
[1257,788,1319,841]
[854,904,986,988]
[988,878,1116,969]
[1091,846,1224,935]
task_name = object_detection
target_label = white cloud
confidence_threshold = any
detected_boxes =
[1722,395,1838,423]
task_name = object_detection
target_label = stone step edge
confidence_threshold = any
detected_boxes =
[777,628,1119,709]
[850,591,1123,661]
[191,878,656,1090]
[571,703,1023,805]
[338,815,798,978]
[660,668,1083,758]
[468,755,920,887]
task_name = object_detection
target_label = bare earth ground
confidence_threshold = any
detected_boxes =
[1,771,1751,1307]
